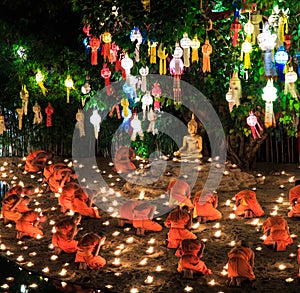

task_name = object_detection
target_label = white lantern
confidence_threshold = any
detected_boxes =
[90,109,101,139]
[180,32,191,67]
[262,79,277,128]
[121,53,134,83]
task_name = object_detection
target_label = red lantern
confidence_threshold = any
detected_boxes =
[101,64,113,96]
[45,103,54,127]
[230,17,242,47]
[89,37,100,65]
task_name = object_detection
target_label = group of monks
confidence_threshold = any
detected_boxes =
[2,149,300,286]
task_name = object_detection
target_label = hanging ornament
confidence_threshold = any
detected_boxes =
[19,85,29,115]
[279,10,289,45]
[141,0,150,12]
[101,64,113,96]
[141,91,153,120]
[76,109,85,137]
[148,41,158,64]
[121,98,130,118]
[90,109,101,139]
[46,66,54,86]
[16,108,23,130]
[244,18,254,42]
[122,83,136,103]
[82,23,91,36]
[0,112,6,135]
[45,103,54,127]
[230,17,242,47]
[81,79,91,107]
[190,35,200,63]
[247,111,263,139]
[274,46,289,82]
[169,43,184,104]
[151,82,162,112]
[109,42,119,63]
[129,75,139,102]
[35,70,47,96]
[121,53,134,84]
[294,50,300,76]
[130,27,143,62]
[147,108,158,135]
[157,44,168,75]
[83,37,91,60]
[64,75,74,103]
[268,5,281,47]
[262,79,277,128]
[101,32,112,62]
[202,39,212,73]
[225,87,235,112]
[121,107,132,133]
[229,72,242,108]
[139,66,149,92]
[130,113,144,141]
[33,102,43,125]
[284,65,299,98]
[109,103,121,119]
[240,35,252,78]
[251,11,263,44]
[180,32,191,68]
[284,34,292,51]
[89,36,100,65]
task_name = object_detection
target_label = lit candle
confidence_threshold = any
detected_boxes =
[146,246,154,254]
[229,213,236,219]
[214,230,221,238]
[144,275,153,284]
[126,237,134,243]
[156,265,162,272]
[130,288,139,293]
[139,258,148,265]
[112,258,121,266]
[256,246,262,251]
[184,285,193,292]
[289,253,296,258]
[59,268,67,276]
[285,278,294,283]
[42,267,49,273]
[278,264,286,270]
[208,279,216,286]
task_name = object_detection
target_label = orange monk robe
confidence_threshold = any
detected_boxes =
[119,200,141,222]
[4,185,33,213]
[48,167,75,193]
[16,211,46,238]
[43,162,66,183]
[72,191,100,218]
[24,150,51,172]
[1,195,23,222]
[113,146,136,173]
[164,207,196,249]
[193,190,222,221]
[175,239,211,275]
[234,190,264,217]
[58,182,82,212]
[288,185,300,217]
[227,246,255,281]
[297,247,300,277]
[75,233,106,269]
[167,179,193,209]
[262,216,293,251]
[132,203,162,232]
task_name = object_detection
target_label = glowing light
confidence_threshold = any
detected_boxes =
[49,220,55,225]
[59,268,67,276]
[48,244,54,250]
[285,278,294,283]
[191,222,200,229]
[139,191,145,200]
[289,253,296,258]
[130,288,139,293]
[112,231,120,237]
[27,262,34,267]
[0,244,6,250]
[29,284,38,288]
[278,264,286,270]
[229,213,236,219]
[208,279,216,286]
[146,246,154,254]
[184,285,193,292]
[148,238,156,244]
[102,221,110,226]
[221,269,227,276]
[291,234,297,238]
[112,258,121,267]
[225,199,231,206]
[228,241,236,247]
[270,210,277,216]
[201,238,208,242]
[156,265,162,272]
[5,277,14,282]
[260,235,267,240]
[213,223,220,229]
[42,267,49,273]
[144,275,153,284]
[1,284,9,289]
[126,237,134,243]
[29,252,37,257]
[214,230,221,238]
[276,197,283,203]
[279,184,285,189]
[139,258,148,265]
[50,255,58,261]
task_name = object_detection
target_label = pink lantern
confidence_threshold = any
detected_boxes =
[45,103,54,127]
[101,64,113,96]
[151,82,162,111]
[247,111,262,139]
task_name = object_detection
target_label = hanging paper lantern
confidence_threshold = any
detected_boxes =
[122,83,136,102]
[121,98,130,118]
[45,103,54,127]
[151,82,162,112]
[169,43,184,104]
[284,66,298,98]
[121,107,132,133]
[240,35,252,72]
[130,27,143,62]
[202,39,212,73]
[180,32,191,68]
[101,64,113,96]
[275,46,289,82]
[35,70,47,96]
[109,42,119,63]
[190,35,200,63]
[251,11,263,44]
[141,0,150,12]
[262,79,277,128]
[19,85,29,115]
[147,108,158,135]
[247,111,263,139]
[76,109,85,137]
[0,112,6,135]
[244,19,254,40]
[82,23,91,36]
[157,44,168,75]
[89,36,100,65]
[32,102,43,125]
[139,66,149,92]
[81,80,91,95]
[230,17,242,47]
[102,32,112,62]
[130,113,144,141]
[148,41,158,64]
[16,108,23,130]
[109,103,121,119]
[141,91,153,120]
[229,72,242,108]
[121,53,133,83]
[225,87,235,112]
[64,75,74,103]
[90,109,101,139]
[279,12,289,45]
[83,37,91,60]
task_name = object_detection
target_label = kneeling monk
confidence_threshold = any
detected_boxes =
[24,150,52,172]
[288,180,300,218]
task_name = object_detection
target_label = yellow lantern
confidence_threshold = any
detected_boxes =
[35,70,47,96]
[240,35,252,71]
[190,35,200,63]
[64,75,74,103]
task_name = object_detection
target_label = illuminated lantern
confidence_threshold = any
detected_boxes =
[139,66,149,92]
[141,0,150,12]
[16,108,23,130]
[274,46,289,81]
[90,109,101,139]
[157,44,168,75]
[76,109,85,137]
[109,42,119,63]
[82,23,91,36]
[19,85,29,115]
[0,112,6,135]
[121,106,132,133]
[83,37,91,60]
[121,53,133,83]
[81,79,91,107]
[35,70,47,96]
[151,82,162,112]
[240,35,252,76]
[122,82,136,102]
[45,103,54,127]
[284,66,298,98]
[247,111,263,139]
[130,113,144,141]
[190,35,200,63]
[141,91,153,120]
[33,102,43,125]
[180,32,191,67]
[279,11,289,44]
[64,75,74,103]
[202,39,212,73]
[169,43,184,104]
[244,19,254,42]
[130,27,143,62]
[102,32,112,62]
[251,11,263,44]
[101,64,113,96]
[225,87,235,112]
[89,36,100,65]
[147,108,158,135]
[148,41,158,64]
[121,98,130,118]
[229,72,242,108]
[230,17,242,47]
[262,79,277,128]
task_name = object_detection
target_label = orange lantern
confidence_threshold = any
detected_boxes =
[89,36,100,65]
[101,32,112,62]
[190,35,200,63]
[202,39,212,73]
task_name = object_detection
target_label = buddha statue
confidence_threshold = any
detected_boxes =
[173,114,203,161]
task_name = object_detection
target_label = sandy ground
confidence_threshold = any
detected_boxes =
[1,156,300,293]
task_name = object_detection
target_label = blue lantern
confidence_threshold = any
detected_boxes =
[274,46,289,82]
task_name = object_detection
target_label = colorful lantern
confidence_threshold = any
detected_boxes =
[19,85,29,115]
[90,109,101,139]
[151,82,162,112]
[147,108,158,135]
[35,70,47,96]
[247,111,263,139]
[141,0,150,12]
[109,103,121,119]
[157,44,168,75]
[121,98,130,118]
[244,19,254,41]
[180,32,191,68]
[101,32,112,62]
[101,64,113,96]
[262,79,277,128]
[64,75,74,103]
[148,41,158,64]
[76,109,85,137]
[89,36,100,65]
[139,66,149,92]
[240,35,252,72]
[130,113,144,141]
[16,108,23,130]
[141,91,153,120]
[121,53,133,83]
[0,112,6,135]
[251,11,263,44]
[83,37,91,60]
[229,72,242,108]
[202,39,212,73]
[225,87,235,112]
[275,46,289,81]
[45,103,54,127]
[121,106,132,133]
[230,17,242,47]
[33,102,43,125]
[284,66,298,98]
[130,27,143,62]
[190,35,200,63]
[122,82,136,102]
[279,12,289,45]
